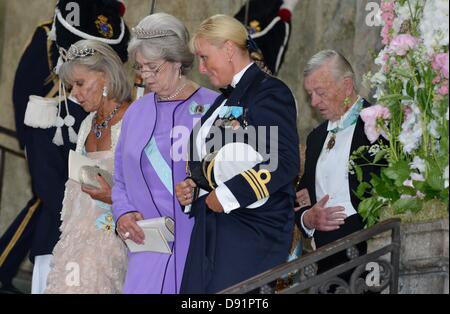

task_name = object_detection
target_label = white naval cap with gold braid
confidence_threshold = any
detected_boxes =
[211,142,270,209]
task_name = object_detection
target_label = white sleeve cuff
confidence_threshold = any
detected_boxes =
[183,204,191,214]
[215,184,240,214]
[301,210,315,237]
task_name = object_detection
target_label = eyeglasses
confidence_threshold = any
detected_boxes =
[132,61,167,77]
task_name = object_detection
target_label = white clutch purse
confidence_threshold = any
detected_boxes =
[124,217,175,254]
[79,165,114,189]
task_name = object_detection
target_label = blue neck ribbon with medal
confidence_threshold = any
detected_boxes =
[326,98,363,150]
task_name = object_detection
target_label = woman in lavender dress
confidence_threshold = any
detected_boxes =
[112,13,218,294]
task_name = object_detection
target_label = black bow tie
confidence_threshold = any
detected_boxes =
[219,85,234,98]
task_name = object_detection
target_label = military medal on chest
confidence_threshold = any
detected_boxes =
[214,104,245,130]
[327,133,336,150]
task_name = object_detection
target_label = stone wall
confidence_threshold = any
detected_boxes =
[0,0,382,283]
[369,219,449,294]
[0,0,5,76]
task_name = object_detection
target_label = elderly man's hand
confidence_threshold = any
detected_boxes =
[175,179,197,206]
[303,195,347,231]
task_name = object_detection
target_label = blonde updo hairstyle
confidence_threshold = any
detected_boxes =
[190,14,249,55]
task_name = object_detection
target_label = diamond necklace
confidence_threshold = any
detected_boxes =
[92,103,122,139]
[157,81,188,101]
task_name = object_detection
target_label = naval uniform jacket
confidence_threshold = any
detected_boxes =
[181,64,300,293]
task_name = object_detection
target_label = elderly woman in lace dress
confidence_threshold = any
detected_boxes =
[44,39,131,293]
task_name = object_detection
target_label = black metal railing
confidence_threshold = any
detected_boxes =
[0,126,25,210]
[219,218,401,294]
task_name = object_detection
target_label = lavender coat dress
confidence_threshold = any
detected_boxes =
[112,87,218,293]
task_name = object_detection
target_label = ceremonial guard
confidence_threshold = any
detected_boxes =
[0,0,129,294]
[1,17,56,293]
[234,0,298,75]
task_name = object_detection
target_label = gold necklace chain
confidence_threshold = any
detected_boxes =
[157,82,188,101]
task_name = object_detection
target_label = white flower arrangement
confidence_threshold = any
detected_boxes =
[352,0,449,226]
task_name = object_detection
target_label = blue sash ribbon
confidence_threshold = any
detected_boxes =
[144,137,173,196]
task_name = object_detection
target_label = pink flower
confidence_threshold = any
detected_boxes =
[381,27,391,45]
[360,105,391,143]
[402,179,413,188]
[438,82,449,96]
[411,173,425,182]
[381,1,395,11]
[432,53,449,79]
[389,34,418,56]
[361,105,391,121]
[380,1,395,45]
[382,12,395,25]
[403,105,412,117]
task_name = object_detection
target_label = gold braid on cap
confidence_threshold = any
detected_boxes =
[132,27,176,39]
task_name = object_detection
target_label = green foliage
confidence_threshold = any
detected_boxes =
[350,2,449,228]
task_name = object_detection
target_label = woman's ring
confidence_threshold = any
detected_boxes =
[123,232,130,239]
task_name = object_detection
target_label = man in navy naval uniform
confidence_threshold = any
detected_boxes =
[176,15,299,293]
[0,0,129,294]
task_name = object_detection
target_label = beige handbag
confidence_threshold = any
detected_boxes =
[79,165,113,189]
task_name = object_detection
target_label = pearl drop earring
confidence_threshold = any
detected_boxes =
[102,86,108,97]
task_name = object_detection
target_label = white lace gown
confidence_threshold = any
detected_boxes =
[45,113,127,294]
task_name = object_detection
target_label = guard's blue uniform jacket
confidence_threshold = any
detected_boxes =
[13,21,58,150]
[181,63,299,293]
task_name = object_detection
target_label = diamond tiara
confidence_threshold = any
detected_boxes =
[60,46,96,62]
[132,27,176,40]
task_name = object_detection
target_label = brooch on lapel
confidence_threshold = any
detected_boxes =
[189,102,210,115]
[95,210,115,232]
